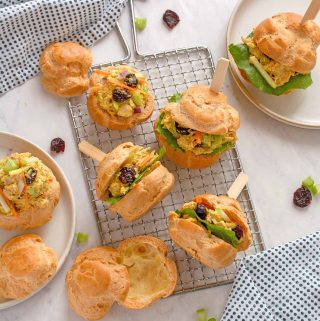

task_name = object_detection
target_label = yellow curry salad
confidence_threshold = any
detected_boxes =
[93,66,150,118]
[178,201,237,231]
[0,153,54,216]
[242,35,296,87]
[108,146,161,199]
[159,110,237,156]
[106,145,166,206]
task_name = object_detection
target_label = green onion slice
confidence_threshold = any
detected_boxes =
[76,232,89,245]
[196,309,207,321]
[302,176,315,189]
[3,159,19,173]
[134,17,147,31]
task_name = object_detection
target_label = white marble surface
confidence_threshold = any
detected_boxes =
[1,0,320,320]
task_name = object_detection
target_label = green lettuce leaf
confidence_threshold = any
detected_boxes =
[210,141,234,156]
[168,92,183,103]
[106,196,122,205]
[132,146,166,185]
[228,43,313,96]
[156,113,183,151]
[176,208,239,248]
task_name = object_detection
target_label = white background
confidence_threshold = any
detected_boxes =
[1,0,320,320]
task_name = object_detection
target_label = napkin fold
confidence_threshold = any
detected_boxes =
[0,0,127,95]
[221,231,320,321]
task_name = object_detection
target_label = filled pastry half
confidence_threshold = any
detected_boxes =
[229,12,320,95]
[96,142,174,221]
[154,84,239,168]
[0,152,60,230]
[168,194,252,269]
[88,65,154,130]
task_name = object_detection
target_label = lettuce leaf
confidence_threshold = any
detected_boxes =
[106,196,122,205]
[228,43,313,96]
[168,92,183,103]
[132,146,166,185]
[176,208,239,247]
[156,113,233,155]
[156,113,183,151]
[210,141,234,156]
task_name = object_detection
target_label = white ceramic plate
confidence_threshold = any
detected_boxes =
[227,0,320,129]
[0,132,75,309]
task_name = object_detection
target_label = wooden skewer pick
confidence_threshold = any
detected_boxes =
[78,140,106,162]
[210,58,230,93]
[301,0,320,24]
[227,172,249,199]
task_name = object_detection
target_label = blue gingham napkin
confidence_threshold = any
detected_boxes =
[221,231,320,321]
[0,0,127,95]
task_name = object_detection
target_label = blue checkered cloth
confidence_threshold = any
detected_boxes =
[221,231,320,321]
[0,0,127,94]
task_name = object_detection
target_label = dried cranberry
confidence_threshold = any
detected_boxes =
[175,122,189,135]
[119,167,136,184]
[163,10,180,29]
[195,203,207,219]
[232,226,243,240]
[293,187,312,208]
[124,73,138,88]
[112,89,131,102]
[51,137,65,153]
[25,167,37,185]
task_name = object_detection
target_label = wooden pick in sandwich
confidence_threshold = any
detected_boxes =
[78,140,105,162]
[301,0,320,24]
[210,57,230,93]
[227,172,249,199]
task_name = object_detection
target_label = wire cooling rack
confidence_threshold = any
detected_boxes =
[68,46,265,293]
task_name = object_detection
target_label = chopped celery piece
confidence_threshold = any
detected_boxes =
[302,176,315,189]
[196,309,207,321]
[302,176,320,196]
[132,93,143,106]
[314,184,320,196]
[3,159,19,173]
[28,187,38,197]
[76,232,89,245]
[134,17,147,31]
[113,101,119,111]
[141,85,149,93]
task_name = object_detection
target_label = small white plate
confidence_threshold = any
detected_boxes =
[227,0,320,129]
[0,132,75,310]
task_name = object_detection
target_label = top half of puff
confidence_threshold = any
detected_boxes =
[162,85,240,135]
[253,12,320,74]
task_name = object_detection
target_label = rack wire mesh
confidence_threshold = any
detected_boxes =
[68,46,265,294]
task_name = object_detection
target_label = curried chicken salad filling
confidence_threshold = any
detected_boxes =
[94,67,149,118]
[0,153,53,216]
[242,34,297,88]
[174,198,243,248]
[157,111,236,156]
[106,146,165,205]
